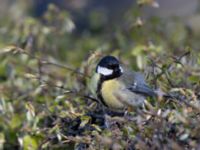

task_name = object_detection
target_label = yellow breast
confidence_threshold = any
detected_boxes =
[101,79,125,110]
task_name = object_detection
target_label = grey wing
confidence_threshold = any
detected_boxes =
[128,82,156,97]
[133,72,146,84]
[121,69,156,97]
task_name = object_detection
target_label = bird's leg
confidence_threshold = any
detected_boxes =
[101,105,111,128]
[123,107,135,121]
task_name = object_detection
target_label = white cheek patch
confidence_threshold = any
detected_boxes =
[120,66,123,73]
[97,66,113,76]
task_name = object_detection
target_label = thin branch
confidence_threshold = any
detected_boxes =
[15,47,90,78]
[164,93,200,113]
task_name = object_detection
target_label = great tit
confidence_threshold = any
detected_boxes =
[90,55,156,111]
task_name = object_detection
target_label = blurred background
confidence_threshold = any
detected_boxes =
[0,0,200,66]
[1,0,200,149]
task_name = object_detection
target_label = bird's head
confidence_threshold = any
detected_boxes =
[96,56,123,80]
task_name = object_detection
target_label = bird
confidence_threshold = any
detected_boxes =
[90,55,156,112]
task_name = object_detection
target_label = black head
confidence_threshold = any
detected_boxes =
[96,56,123,80]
